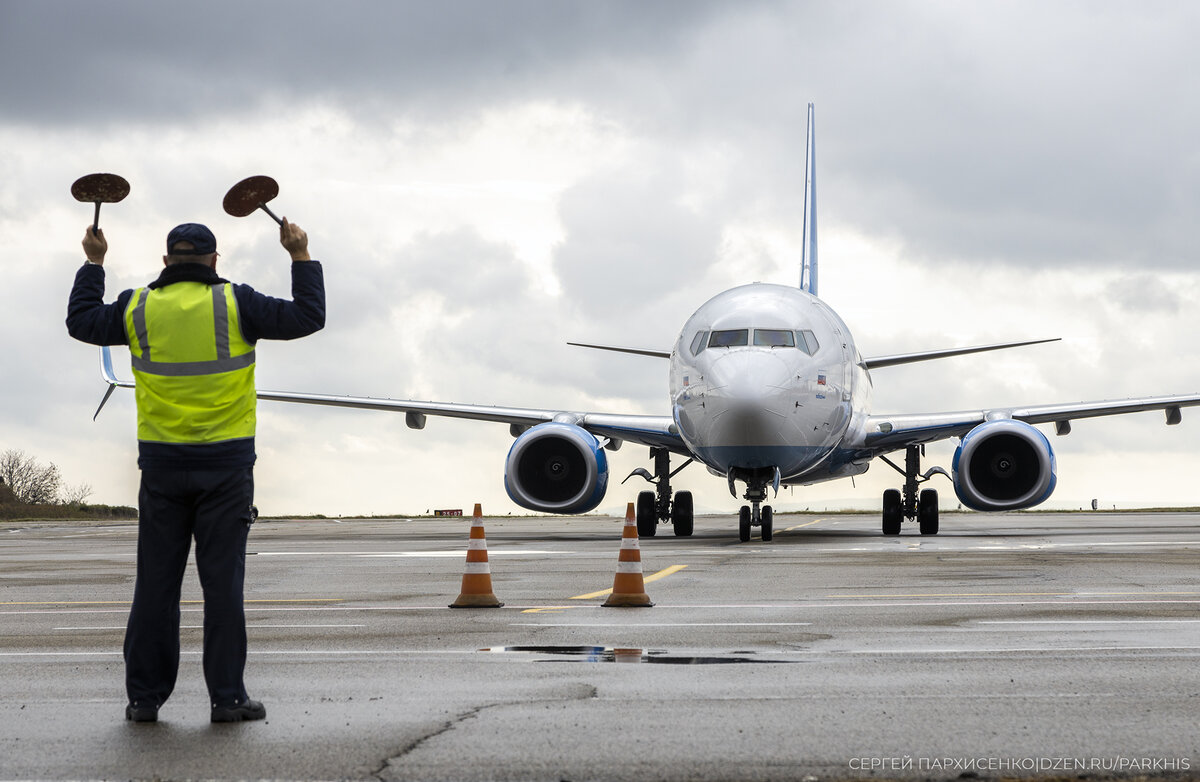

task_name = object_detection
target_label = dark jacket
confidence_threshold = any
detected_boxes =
[66,261,326,470]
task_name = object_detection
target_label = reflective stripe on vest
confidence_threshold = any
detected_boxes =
[124,282,257,445]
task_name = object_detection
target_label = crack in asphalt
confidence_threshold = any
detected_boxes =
[369,683,599,780]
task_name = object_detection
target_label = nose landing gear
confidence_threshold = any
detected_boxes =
[730,467,781,542]
[737,496,774,542]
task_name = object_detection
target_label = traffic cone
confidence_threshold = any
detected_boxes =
[602,503,654,607]
[450,504,503,608]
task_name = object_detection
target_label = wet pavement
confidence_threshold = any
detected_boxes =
[2,512,1198,780]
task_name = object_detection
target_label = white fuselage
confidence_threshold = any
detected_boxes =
[669,283,874,485]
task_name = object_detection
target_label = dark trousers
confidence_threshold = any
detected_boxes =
[124,468,254,708]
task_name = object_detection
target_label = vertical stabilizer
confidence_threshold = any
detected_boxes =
[800,103,818,295]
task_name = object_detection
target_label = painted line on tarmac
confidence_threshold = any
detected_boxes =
[54,624,367,631]
[13,598,1200,618]
[253,549,574,558]
[1,605,481,616]
[795,540,1200,553]
[830,645,1200,655]
[829,590,1200,599]
[602,599,1200,610]
[783,519,825,532]
[568,564,689,601]
[978,619,1200,625]
[0,650,472,659]
[509,622,814,627]
[6,645,1200,662]
[0,598,344,606]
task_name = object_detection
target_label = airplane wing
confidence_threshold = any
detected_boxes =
[860,393,1200,452]
[566,342,672,359]
[566,337,1065,367]
[256,388,686,453]
[96,347,686,454]
[860,338,1061,370]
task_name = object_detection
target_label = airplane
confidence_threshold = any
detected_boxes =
[96,105,1200,541]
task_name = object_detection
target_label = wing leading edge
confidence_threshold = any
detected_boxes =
[861,393,1200,453]
[96,347,686,455]
[861,338,1061,370]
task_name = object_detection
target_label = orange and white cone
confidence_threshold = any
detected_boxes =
[602,502,654,607]
[450,504,503,608]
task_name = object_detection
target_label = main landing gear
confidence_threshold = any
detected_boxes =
[623,447,695,537]
[879,444,948,536]
[730,466,780,543]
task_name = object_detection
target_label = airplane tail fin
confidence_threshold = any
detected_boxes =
[800,102,818,296]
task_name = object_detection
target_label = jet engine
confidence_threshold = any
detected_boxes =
[504,422,609,514]
[952,419,1057,511]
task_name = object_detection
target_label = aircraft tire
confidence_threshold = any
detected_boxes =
[671,490,694,537]
[882,489,902,535]
[636,491,657,538]
[918,488,939,535]
[738,505,752,542]
[761,505,774,541]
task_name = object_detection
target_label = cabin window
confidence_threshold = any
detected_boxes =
[690,331,708,356]
[753,329,796,348]
[797,330,820,355]
[708,329,749,348]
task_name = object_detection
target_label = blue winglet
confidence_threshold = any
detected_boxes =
[100,345,118,384]
[94,346,130,421]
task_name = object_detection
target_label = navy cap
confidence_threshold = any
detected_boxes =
[166,223,217,255]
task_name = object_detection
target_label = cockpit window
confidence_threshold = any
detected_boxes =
[797,329,819,356]
[706,328,818,351]
[708,329,749,348]
[753,329,795,348]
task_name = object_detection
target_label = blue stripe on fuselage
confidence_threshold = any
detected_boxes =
[693,444,831,476]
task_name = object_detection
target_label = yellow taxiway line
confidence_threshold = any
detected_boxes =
[569,564,689,601]
[784,518,825,531]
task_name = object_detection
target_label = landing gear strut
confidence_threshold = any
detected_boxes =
[731,467,779,542]
[879,444,947,536]
[623,448,694,537]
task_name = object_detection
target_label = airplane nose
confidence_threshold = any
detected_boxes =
[704,351,797,446]
[692,350,812,472]
[706,351,794,401]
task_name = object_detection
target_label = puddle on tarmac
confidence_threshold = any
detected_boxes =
[479,645,801,664]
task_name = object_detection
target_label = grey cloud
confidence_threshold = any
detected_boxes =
[1105,274,1185,315]
[11,0,1200,276]
[0,0,749,125]
[553,166,721,320]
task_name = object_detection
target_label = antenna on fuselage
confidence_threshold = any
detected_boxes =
[800,102,818,296]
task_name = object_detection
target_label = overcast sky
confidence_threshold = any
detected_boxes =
[3,0,1200,518]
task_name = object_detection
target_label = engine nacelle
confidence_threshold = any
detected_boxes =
[504,423,609,514]
[952,419,1057,511]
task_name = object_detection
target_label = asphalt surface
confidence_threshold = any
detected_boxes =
[2,511,1198,781]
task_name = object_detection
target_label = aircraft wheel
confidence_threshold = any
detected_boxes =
[671,490,694,537]
[738,505,752,542]
[918,488,939,535]
[882,489,902,535]
[761,505,774,541]
[636,491,657,537]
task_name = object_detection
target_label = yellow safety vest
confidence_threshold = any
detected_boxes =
[123,282,256,445]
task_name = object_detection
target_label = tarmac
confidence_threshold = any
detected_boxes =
[1,511,1198,780]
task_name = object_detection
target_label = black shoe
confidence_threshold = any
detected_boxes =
[211,698,266,723]
[125,702,159,722]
